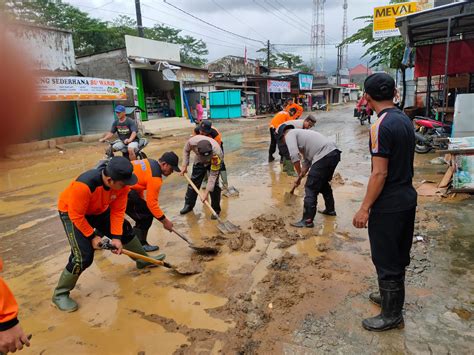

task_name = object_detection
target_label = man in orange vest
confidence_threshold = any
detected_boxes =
[269,108,297,162]
[284,98,304,119]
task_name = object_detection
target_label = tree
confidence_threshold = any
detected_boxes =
[257,47,278,68]
[5,1,208,65]
[343,0,408,107]
[276,52,303,69]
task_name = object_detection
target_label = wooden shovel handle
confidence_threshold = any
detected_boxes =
[172,228,192,245]
[121,249,169,268]
[183,174,221,220]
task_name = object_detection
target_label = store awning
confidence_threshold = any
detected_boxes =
[396,1,474,46]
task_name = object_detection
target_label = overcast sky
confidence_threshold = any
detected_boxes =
[66,0,394,71]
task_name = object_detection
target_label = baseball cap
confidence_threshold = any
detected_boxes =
[305,114,317,123]
[104,156,137,185]
[114,105,126,113]
[364,73,395,101]
[277,124,295,141]
[160,151,181,172]
[197,140,213,156]
[200,120,212,134]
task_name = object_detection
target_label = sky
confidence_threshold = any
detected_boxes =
[66,0,394,72]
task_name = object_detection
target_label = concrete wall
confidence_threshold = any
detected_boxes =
[76,49,134,106]
[78,102,115,135]
[9,24,75,72]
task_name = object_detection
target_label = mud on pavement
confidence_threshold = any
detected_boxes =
[1,107,472,354]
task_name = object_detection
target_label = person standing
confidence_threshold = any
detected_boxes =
[126,153,181,252]
[195,100,204,124]
[179,136,224,219]
[284,98,304,119]
[52,157,165,312]
[278,126,341,227]
[268,108,297,162]
[99,105,139,161]
[353,73,417,332]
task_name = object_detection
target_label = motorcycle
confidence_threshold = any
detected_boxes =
[312,102,327,111]
[413,116,450,154]
[355,105,372,125]
[103,138,148,160]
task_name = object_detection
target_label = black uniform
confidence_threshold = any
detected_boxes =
[368,107,417,281]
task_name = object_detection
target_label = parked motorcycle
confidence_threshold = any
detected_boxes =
[413,116,450,154]
[312,102,327,111]
[103,138,148,160]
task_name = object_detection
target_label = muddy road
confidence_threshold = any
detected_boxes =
[0,106,472,354]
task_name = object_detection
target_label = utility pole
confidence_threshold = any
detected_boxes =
[341,0,348,70]
[336,45,342,85]
[267,40,271,74]
[135,0,145,37]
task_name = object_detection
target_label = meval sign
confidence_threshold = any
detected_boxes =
[373,2,417,39]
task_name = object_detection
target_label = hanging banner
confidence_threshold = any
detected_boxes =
[38,76,127,101]
[267,80,291,93]
[298,74,314,90]
[373,2,418,39]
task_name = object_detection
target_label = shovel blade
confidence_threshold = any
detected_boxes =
[223,186,239,198]
[217,221,240,234]
[284,191,298,204]
[190,244,220,254]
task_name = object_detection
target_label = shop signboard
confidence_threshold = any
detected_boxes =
[267,80,291,93]
[38,76,127,101]
[373,2,418,39]
[298,74,314,90]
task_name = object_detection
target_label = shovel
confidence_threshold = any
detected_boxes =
[284,177,303,204]
[172,228,219,254]
[221,175,239,197]
[99,237,200,275]
[183,174,240,234]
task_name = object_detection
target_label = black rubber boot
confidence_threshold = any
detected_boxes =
[268,155,275,162]
[180,204,193,215]
[318,209,337,216]
[369,292,381,306]
[134,227,159,252]
[362,280,405,331]
[290,220,314,228]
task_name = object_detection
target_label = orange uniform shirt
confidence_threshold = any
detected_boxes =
[285,103,304,119]
[130,159,165,220]
[0,259,19,331]
[270,111,292,128]
[58,167,130,238]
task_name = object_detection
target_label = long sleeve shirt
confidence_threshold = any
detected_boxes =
[285,129,338,168]
[58,166,130,238]
[130,159,166,220]
[277,119,317,131]
[0,259,19,331]
[269,111,291,128]
[183,135,223,192]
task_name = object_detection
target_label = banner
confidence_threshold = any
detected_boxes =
[267,80,291,93]
[373,2,417,39]
[298,74,313,90]
[38,77,127,101]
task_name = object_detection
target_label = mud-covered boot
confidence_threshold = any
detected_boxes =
[318,209,337,216]
[362,280,405,331]
[283,158,297,177]
[220,170,229,191]
[180,204,193,215]
[369,292,381,306]
[52,268,79,312]
[291,206,316,228]
[124,236,166,269]
[134,227,158,252]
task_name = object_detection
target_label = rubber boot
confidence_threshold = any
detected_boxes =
[51,268,79,312]
[362,280,405,331]
[290,207,315,228]
[283,158,297,177]
[123,236,166,269]
[369,292,381,306]
[134,227,159,252]
[221,170,229,190]
[180,204,193,215]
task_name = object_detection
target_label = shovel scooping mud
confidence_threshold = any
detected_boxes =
[284,176,305,204]
[184,174,240,234]
[221,175,239,197]
[99,237,201,275]
[172,228,219,254]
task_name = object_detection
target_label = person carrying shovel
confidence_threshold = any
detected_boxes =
[126,152,181,252]
[179,136,223,219]
[277,125,341,228]
[52,157,165,312]
[269,107,297,164]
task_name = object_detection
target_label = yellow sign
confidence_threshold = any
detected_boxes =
[373,2,418,39]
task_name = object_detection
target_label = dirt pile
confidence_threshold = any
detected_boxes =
[332,172,345,186]
[201,234,227,249]
[251,214,309,249]
[227,231,256,252]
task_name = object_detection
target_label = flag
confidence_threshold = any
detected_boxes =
[244,46,248,65]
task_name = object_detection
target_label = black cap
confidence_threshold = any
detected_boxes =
[200,120,212,134]
[160,151,181,172]
[277,124,295,141]
[197,140,213,156]
[105,156,137,185]
[364,73,395,101]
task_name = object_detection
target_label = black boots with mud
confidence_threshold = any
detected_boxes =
[362,279,405,331]
[318,209,337,216]
[369,292,381,305]
[290,219,314,228]
[180,204,193,215]
[134,227,159,252]
[52,268,79,312]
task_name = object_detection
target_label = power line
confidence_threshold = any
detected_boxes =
[162,0,265,44]
[274,0,312,28]
[263,0,311,32]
